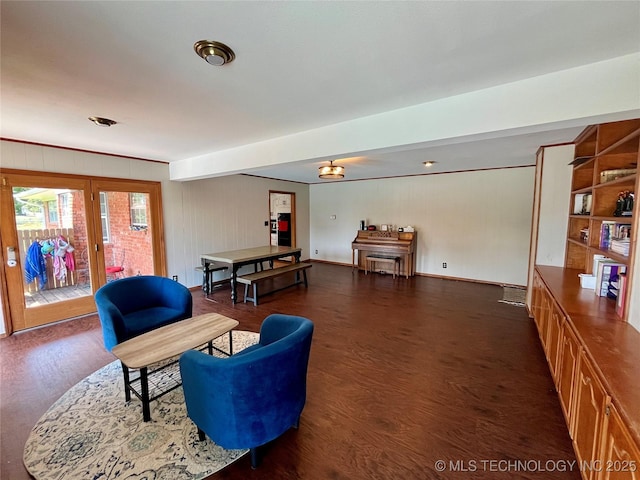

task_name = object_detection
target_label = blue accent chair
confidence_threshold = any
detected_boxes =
[179,314,314,468]
[95,275,193,351]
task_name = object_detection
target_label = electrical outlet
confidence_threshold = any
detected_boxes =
[315,249,318,254]
[172,275,178,281]
[442,262,447,268]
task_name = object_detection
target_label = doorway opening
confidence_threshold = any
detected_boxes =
[269,191,296,262]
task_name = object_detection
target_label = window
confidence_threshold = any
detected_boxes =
[99,192,110,243]
[129,192,148,228]
[47,200,58,223]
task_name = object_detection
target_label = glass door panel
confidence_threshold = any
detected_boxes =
[100,191,153,279]
[92,180,165,284]
[0,174,96,331]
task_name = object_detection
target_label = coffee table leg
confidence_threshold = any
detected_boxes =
[207,340,213,355]
[121,362,131,402]
[140,367,151,422]
[229,330,233,355]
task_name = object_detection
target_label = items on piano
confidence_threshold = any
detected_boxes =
[359,222,415,233]
[351,229,417,278]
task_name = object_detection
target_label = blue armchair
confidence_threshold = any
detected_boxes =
[179,314,314,468]
[95,275,193,351]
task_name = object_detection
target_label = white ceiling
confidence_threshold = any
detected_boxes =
[1,1,639,184]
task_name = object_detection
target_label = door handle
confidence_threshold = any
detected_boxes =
[7,246,17,267]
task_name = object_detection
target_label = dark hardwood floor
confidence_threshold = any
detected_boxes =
[1,263,580,479]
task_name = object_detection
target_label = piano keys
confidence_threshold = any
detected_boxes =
[351,230,417,278]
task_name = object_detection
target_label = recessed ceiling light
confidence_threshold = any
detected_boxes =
[423,161,437,167]
[88,116,117,127]
[194,40,235,66]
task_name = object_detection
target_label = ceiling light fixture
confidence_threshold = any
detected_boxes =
[423,161,437,167]
[194,40,236,66]
[88,116,117,127]
[318,161,345,179]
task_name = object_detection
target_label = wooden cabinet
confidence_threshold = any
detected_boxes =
[530,119,640,480]
[566,119,640,321]
[599,404,640,480]
[572,350,610,480]
[531,269,640,480]
[535,275,568,385]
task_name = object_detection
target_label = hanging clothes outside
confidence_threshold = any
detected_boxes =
[24,241,48,289]
[20,229,79,292]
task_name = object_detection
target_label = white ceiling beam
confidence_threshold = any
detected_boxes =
[170,53,640,181]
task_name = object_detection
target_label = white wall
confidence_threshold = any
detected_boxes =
[310,167,535,286]
[171,175,310,287]
[535,145,574,265]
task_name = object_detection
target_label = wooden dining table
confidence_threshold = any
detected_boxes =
[201,245,302,303]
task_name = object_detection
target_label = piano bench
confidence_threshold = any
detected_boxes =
[365,255,400,279]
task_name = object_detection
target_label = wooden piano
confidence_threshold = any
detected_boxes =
[351,230,417,278]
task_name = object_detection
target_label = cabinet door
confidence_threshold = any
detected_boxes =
[599,404,640,480]
[558,323,581,433]
[546,302,563,383]
[573,351,610,480]
[532,272,543,320]
[539,292,551,349]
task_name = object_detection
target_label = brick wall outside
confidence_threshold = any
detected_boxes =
[35,190,153,282]
[104,192,153,277]
[69,191,90,282]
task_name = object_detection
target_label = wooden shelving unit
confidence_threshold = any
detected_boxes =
[565,119,640,320]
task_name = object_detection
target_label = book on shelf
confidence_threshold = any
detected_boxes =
[587,255,612,292]
[599,221,616,250]
[612,223,632,239]
[592,255,612,275]
[610,238,631,256]
[594,260,626,297]
[616,272,628,317]
[573,193,592,215]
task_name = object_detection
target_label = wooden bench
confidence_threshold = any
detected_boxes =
[365,255,401,279]
[237,263,312,306]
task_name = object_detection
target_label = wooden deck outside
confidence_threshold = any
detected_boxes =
[24,283,92,308]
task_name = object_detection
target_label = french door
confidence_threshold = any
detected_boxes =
[0,170,165,334]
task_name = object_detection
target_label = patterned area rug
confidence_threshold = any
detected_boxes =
[498,286,527,307]
[24,330,260,480]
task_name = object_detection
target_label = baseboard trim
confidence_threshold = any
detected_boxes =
[311,259,526,289]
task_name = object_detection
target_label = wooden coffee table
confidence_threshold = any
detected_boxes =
[111,312,239,422]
